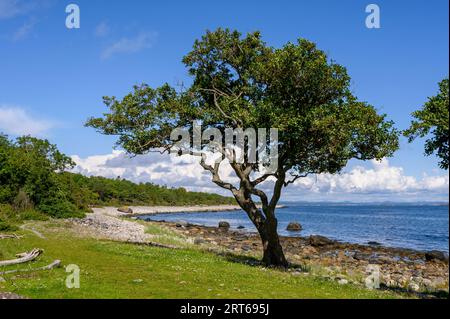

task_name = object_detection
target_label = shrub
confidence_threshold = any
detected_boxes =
[0,219,19,232]
[38,199,85,219]
[13,189,34,212]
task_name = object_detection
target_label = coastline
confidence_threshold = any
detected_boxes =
[95,204,286,217]
[82,206,449,294]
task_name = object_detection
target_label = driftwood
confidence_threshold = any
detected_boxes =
[0,234,23,239]
[0,248,43,267]
[0,260,61,275]
[124,240,180,250]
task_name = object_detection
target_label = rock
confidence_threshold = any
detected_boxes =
[286,222,302,232]
[302,246,318,255]
[425,250,449,262]
[0,277,5,283]
[218,221,230,229]
[367,241,382,246]
[194,237,206,245]
[176,220,189,227]
[237,225,245,229]
[408,282,420,292]
[337,279,349,285]
[117,206,133,214]
[308,235,334,247]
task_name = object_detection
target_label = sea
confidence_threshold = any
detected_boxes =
[137,203,449,253]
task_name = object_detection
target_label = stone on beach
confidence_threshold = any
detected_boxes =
[218,221,230,229]
[117,207,133,214]
[308,235,334,247]
[286,222,302,232]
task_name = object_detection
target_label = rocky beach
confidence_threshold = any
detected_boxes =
[70,206,449,296]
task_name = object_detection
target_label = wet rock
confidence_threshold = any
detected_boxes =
[286,222,302,232]
[367,241,382,246]
[117,206,133,214]
[218,221,230,229]
[237,225,245,229]
[175,220,189,228]
[308,235,334,247]
[425,250,449,262]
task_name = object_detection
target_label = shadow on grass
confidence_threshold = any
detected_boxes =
[379,284,449,299]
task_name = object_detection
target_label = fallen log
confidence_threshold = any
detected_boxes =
[0,234,22,239]
[0,260,61,275]
[0,248,43,267]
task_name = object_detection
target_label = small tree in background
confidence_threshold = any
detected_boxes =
[404,78,449,170]
[86,29,399,267]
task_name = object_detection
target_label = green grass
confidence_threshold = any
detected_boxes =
[0,221,407,299]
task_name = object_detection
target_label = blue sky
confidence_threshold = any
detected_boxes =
[0,0,448,201]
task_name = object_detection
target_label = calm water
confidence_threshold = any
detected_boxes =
[138,203,449,252]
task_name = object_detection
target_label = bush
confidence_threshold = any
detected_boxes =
[0,219,19,232]
[38,199,85,219]
[13,189,34,211]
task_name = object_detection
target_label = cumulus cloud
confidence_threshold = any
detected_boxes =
[71,151,449,202]
[101,31,157,60]
[0,105,54,136]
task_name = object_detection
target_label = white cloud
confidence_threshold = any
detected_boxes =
[0,105,54,136]
[71,151,449,202]
[0,0,35,19]
[12,18,36,41]
[0,0,22,19]
[94,21,110,37]
[101,31,157,60]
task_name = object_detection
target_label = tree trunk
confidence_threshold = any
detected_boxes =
[258,219,288,268]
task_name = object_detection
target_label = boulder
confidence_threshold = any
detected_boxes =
[237,225,245,229]
[218,221,230,229]
[308,235,334,247]
[286,222,302,232]
[175,220,189,228]
[425,250,449,262]
[302,246,319,255]
[117,206,133,214]
[367,241,382,246]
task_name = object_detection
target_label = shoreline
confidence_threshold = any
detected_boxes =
[96,204,286,217]
[85,206,449,293]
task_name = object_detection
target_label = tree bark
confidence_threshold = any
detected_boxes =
[258,218,288,268]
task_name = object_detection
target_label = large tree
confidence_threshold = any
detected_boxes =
[86,29,399,267]
[404,78,449,170]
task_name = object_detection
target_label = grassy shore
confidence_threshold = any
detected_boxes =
[0,219,407,299]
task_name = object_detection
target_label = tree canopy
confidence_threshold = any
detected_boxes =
[86,29,399,266]
[404,78,449,170]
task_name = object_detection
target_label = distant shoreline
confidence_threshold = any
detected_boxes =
[96,205,286,217]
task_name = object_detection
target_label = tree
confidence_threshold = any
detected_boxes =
[86,29,399,267]
[0,134,75,207]
[404,78,449,170]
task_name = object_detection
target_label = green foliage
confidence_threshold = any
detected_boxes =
[0,220,18,232]
[1,134,234,221]
[404,78,449,170]
[57,172,235,207]
[86,29,399,178]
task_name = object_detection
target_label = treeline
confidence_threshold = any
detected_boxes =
[0,134,234,220]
